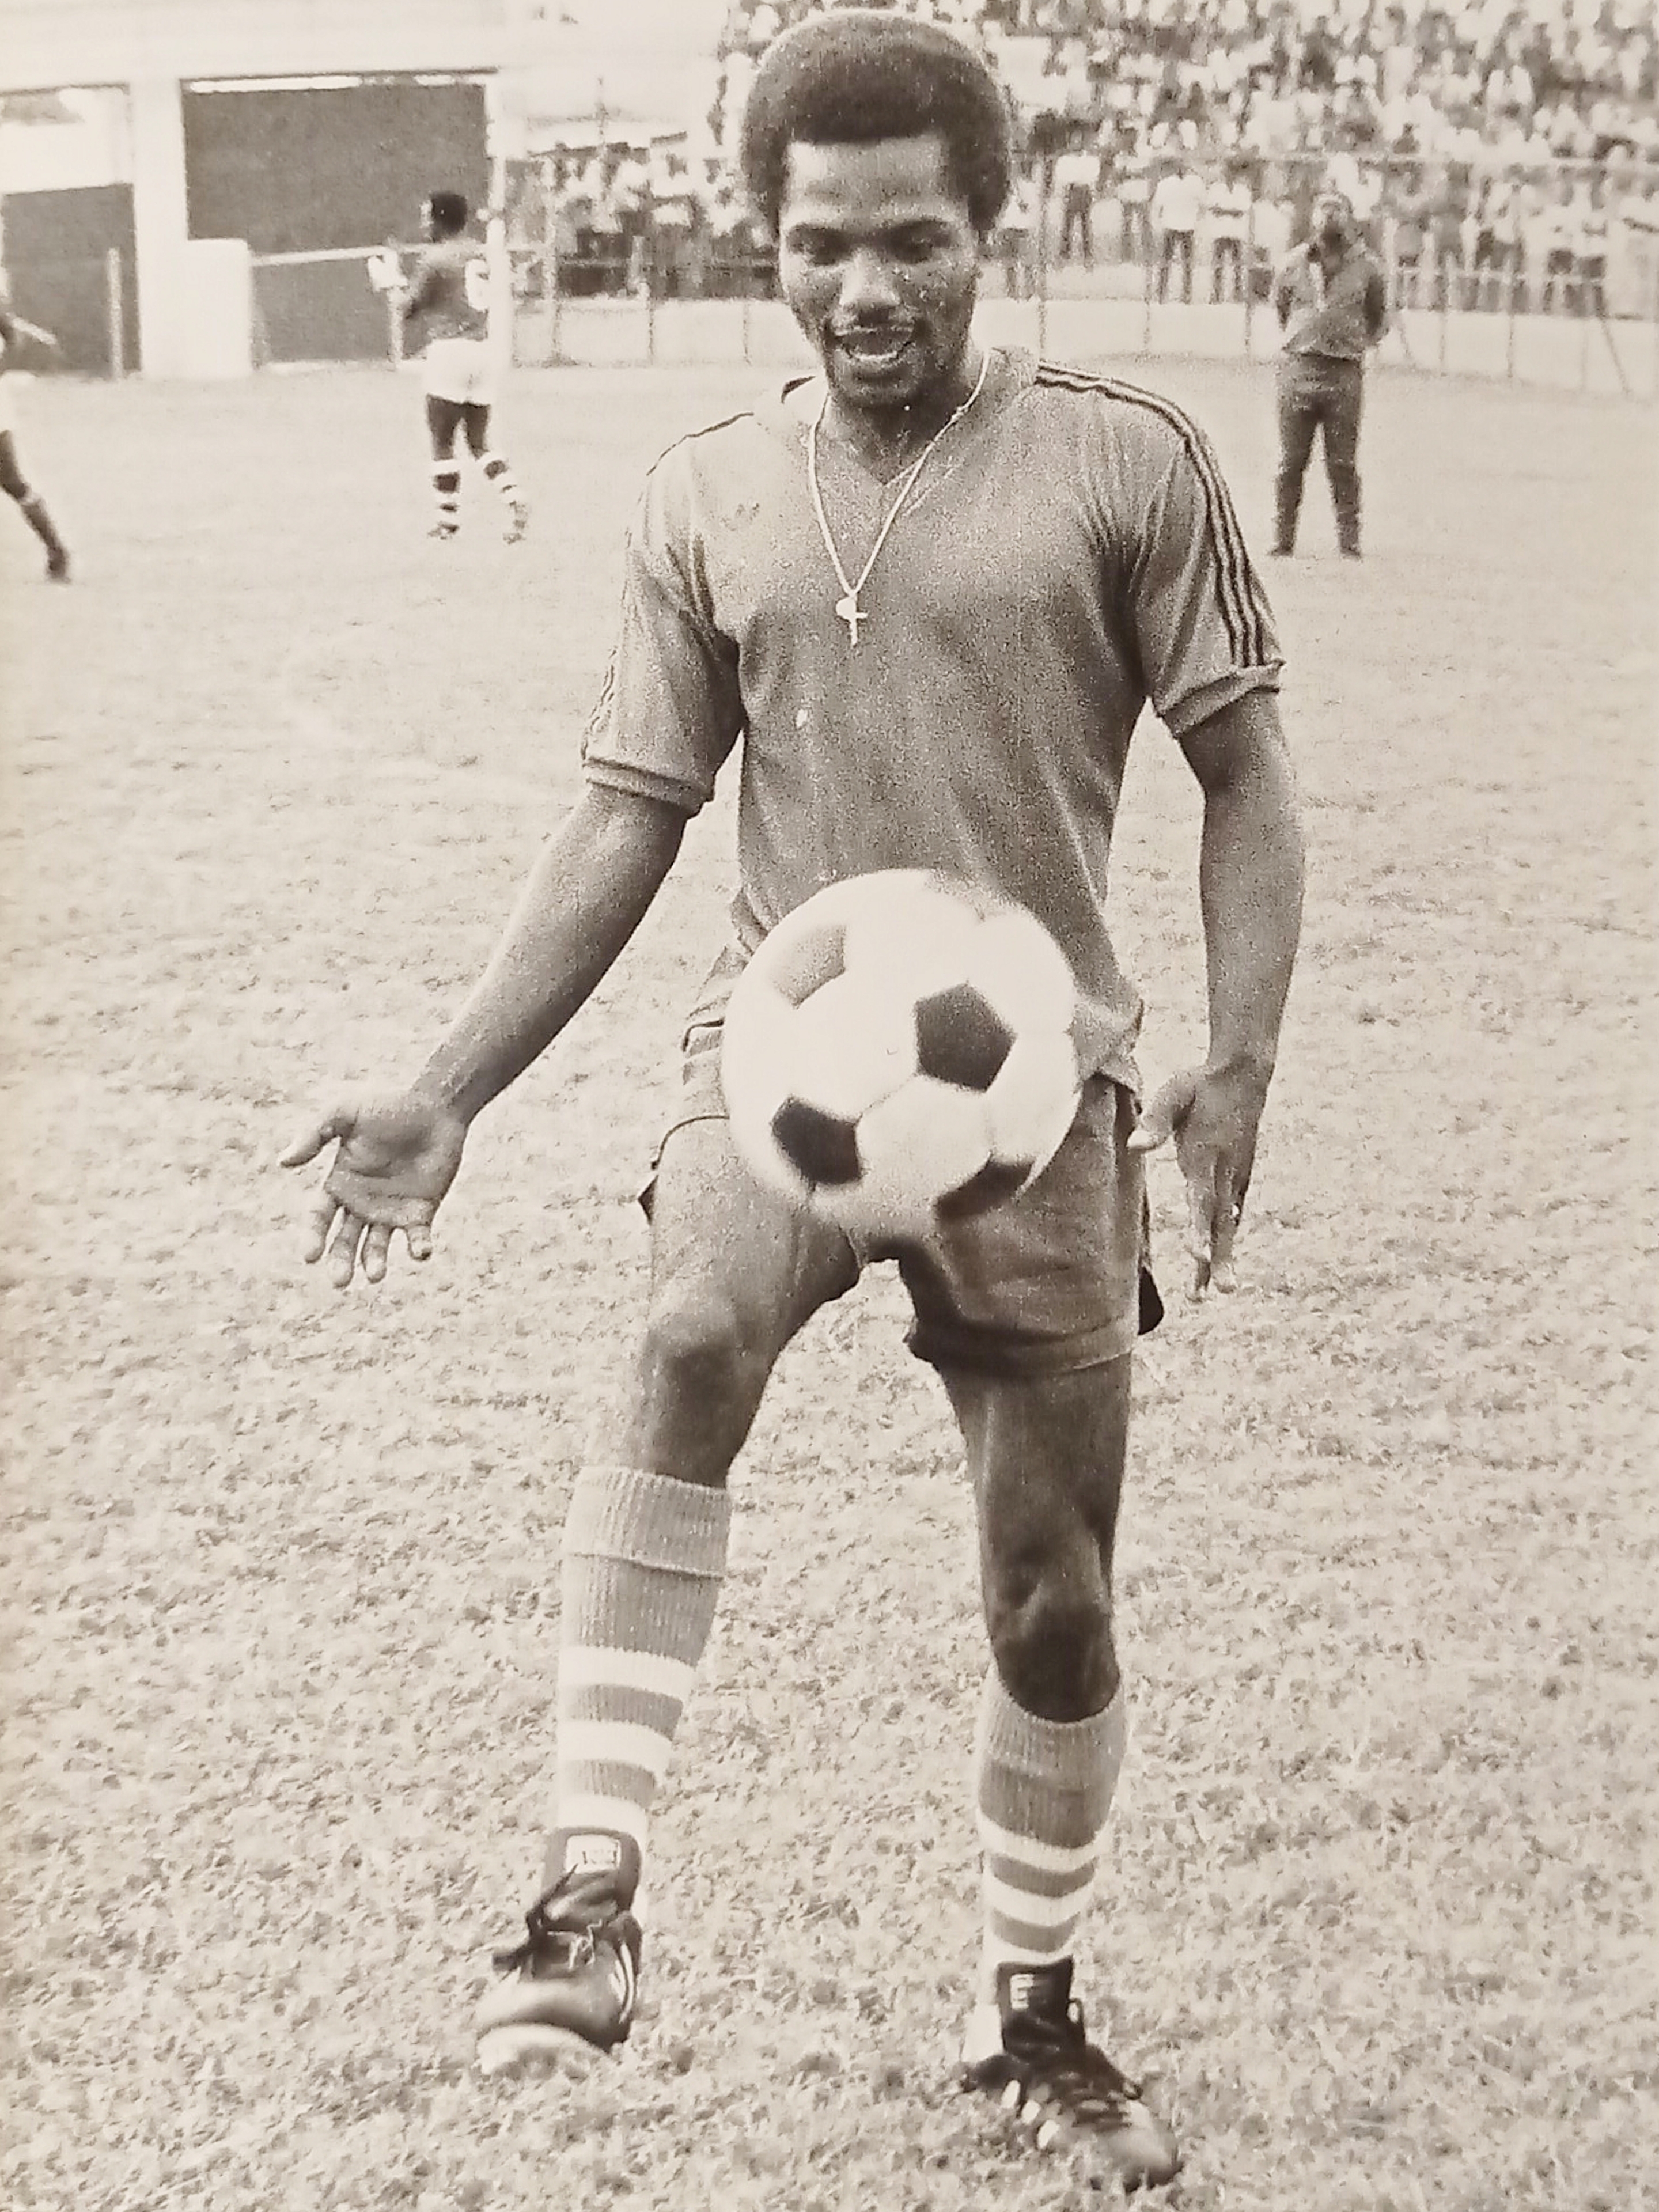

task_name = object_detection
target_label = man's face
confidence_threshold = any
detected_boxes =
[1313,192,1350,243]
[776,134,982,418]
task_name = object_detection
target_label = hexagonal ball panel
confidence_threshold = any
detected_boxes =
[914,983,1014,1093]
[771,1097,863,1188]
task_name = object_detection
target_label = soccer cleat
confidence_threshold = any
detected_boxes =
[46,547,70,581]
[428,524,458,541]
[1268,541,1294,558]
[961,1961,1180,2192]
[475,1867,642,2076]
[505,499,529,544]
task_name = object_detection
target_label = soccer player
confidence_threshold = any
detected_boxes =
[393,191,527,543]
[1270,187,1388,559]
[284,14,1303,2192]
[0,289,70,582]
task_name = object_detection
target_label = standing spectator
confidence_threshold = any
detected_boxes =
[1271,186,1389,558]
[1574,175,1611,314]
[1397,177,1433,309]
[1206,161,1251,301]
[1430,177,1469,306]
[1249,183,1293,301]
[1618,169,1659,315]
[611,146,652,296]
[1539,173,1580,310]
[1151,160,1203,299]
[1115,142,1154,262]
[1475,172,1523,309]
[997,161,1041,297]
[1053,131,1101,264]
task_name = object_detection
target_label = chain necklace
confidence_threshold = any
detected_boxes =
[805,350,991,648]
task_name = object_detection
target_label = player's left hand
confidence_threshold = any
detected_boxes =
[1128,1062,1268,1299]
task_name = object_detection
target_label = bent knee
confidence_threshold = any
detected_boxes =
[639,1283,772,1407]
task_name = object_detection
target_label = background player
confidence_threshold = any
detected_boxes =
[0,285,70,582]
[385,191,527,543]
[285,13,1303,2192]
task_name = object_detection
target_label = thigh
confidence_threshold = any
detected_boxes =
[1277,374,1320,467]
[642,1023,860,1345]
[1322,370,1362,466]
[0,426,25,498]
[424,392,465,456]
[895,1078,1146,1380]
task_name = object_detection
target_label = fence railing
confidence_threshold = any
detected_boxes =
[497,150,1658,399]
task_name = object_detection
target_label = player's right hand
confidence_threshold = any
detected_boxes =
[281,1092,469,1289]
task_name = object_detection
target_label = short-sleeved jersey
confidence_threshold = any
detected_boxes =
[582,347,1282,1087]
[405,236,490,344]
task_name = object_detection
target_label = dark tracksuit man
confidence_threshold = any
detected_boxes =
[1271,190,1388,559]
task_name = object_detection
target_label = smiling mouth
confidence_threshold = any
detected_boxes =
[832,328,916,372]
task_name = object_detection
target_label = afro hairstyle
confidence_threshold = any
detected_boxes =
[739,9,1014,240]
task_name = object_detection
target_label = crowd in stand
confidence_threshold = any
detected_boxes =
[516,0,1659,313]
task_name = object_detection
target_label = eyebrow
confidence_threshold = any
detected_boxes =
[783,215,959,243]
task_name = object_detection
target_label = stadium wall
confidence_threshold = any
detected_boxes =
[0,1,510,375]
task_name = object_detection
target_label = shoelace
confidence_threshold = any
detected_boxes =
[491,1870,615,1975]
[1004,2003,1142,2124]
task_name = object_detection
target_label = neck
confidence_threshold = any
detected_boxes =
[821,344,987,475]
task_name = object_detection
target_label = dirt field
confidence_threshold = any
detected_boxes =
[2,352,1654,2212]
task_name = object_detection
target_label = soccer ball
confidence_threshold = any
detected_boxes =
[720,870,1082,1241]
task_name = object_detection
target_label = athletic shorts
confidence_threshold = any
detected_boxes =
[642,969,1162,1379]
[421,337,497,407]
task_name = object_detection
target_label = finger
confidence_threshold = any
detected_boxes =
[404,1222,434,1263]
[361,1222,393,1284]
[300,1192,340,1266]
[1211,1189,1241,1294]
[279,1109,353,1170]
[1184,1160,1219,1300]
[1127,1070,1199,1156]
[326,1210,368,1291]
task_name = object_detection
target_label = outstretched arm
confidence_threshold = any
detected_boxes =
[1130,688,1304,1294]
[0,304,59,350]
[283,782,685,1286]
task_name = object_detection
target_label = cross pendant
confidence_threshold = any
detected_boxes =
[835,590,865,647]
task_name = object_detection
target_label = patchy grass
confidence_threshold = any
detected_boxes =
[1,353,1654,2212]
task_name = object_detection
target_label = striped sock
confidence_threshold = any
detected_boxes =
[479,451,521,507]
[544,1465,730,1910]
[975,1672,1127,2003]
[431,463,460,533]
